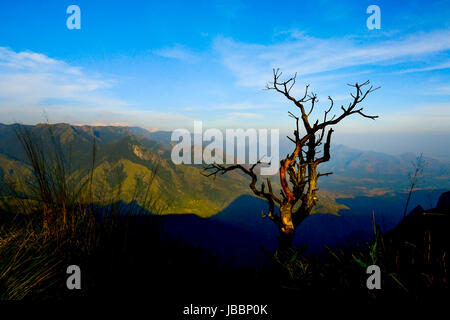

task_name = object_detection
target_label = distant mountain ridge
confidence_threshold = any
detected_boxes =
[123,124,450,195]
[320,144,450,196]
[0,123,449,217]
[0,123,251,216]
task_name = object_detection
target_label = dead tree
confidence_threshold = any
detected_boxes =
[203,69,379,253]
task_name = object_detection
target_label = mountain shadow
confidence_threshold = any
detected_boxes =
[158,189,448,265]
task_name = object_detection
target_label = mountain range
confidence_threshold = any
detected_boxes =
[0,122,449,218]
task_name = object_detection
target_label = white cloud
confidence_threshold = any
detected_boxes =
[0,47,120,114]
[214,30,450,87]
[434,86,450,95]
[337,103,450,134]
[397,61,450,74]
[0,47,81,75]
[0,47,195,129]
[153,44,199,62]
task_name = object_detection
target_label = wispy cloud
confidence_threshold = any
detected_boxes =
[0,47,195,129]
[0,47,79,74]
[432,85,450,95]
[214,30,450,87]
[397,61,450,74]
[0,72,113,100]
[0,47,121,111]
[153,44,199,63]
[337,103,450,134]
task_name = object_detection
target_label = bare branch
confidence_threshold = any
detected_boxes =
[318,172,333,178]
[205,69,378,249]
[202,162,282,205]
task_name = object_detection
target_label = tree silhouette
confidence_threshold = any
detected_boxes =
[204,69,379,255]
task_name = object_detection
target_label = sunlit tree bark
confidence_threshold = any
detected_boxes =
[204,69,379,255]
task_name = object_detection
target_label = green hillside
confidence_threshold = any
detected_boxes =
[0,123,347,217]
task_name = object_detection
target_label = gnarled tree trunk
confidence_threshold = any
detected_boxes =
[279,203,295,250]
[203,69,379,254]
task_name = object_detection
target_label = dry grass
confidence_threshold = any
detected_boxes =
[0,123,161,300]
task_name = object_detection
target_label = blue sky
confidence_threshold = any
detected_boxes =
[0,0,450,157]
